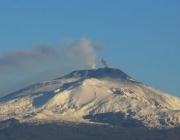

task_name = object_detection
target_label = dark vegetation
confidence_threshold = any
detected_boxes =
[0,118,180,140]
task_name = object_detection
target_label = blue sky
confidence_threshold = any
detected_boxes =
[0,0,180,97]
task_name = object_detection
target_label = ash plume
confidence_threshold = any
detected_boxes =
[101,59,109,68]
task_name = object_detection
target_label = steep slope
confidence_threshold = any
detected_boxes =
[0,68,180,129]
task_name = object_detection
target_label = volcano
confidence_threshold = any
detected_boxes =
[1,68,180,129]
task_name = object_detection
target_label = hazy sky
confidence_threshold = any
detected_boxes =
[0,0,180,97]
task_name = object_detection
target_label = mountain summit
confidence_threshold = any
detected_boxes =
[63,68,132,80]
[0,68,180,129]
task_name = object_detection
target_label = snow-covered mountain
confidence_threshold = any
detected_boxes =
[1,68,180,129]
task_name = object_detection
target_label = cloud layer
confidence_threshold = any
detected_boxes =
[0,37,104,97]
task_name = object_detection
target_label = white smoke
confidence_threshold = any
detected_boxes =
[91,62,96,69]
[68,37,104,69]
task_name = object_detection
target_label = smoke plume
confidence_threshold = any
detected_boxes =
[101,59,109,68]
[69,37,104,69]
[0,37,104,97]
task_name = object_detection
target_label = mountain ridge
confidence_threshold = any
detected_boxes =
[0,68,136,102]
